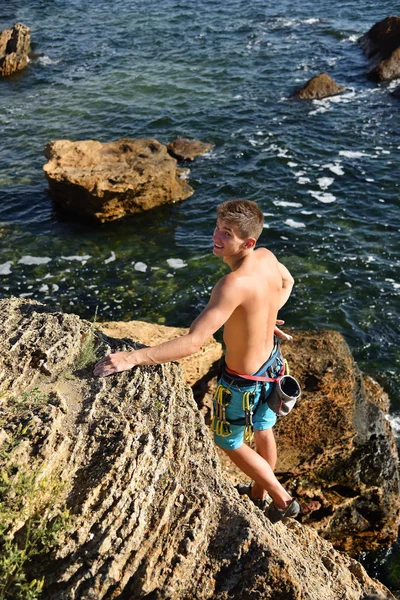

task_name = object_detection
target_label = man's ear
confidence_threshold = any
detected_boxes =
[244,237,256,249]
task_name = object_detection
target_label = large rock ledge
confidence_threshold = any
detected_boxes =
[359,15,400,82]
[0,298,395,599]
[43,138,194,223]
[99,320,400,557]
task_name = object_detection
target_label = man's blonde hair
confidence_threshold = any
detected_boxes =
[217,200,264,240]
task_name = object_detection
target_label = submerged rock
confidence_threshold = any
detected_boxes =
[0,23,31,77]
[291,73,345,100]
[359,16,400,82]
[167,138,215,161]
[43,138,194,223]
[0,298,395,600]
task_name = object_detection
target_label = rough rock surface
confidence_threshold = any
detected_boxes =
[97,319,223,385]
[167,138,215,161]
[0,23,31,77]
[43,138,194,222]
[291,73,344,100]
[0,298,395,600]
[359,16,400,82]
[196,330,400,556]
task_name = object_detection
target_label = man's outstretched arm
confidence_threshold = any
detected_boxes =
[94,276,242,377]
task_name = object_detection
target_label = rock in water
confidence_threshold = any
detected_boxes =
[43,138,194,222]
[291,73,345,100]
[0,23,31,77]
[359,15,400,82]
[167,138,215,161]
[0,298,395,600]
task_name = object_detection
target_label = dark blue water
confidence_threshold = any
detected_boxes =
[1,0,399,593]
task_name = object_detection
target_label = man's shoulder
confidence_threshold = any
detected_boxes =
[255,246,277,259]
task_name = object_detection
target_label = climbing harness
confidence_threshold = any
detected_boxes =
[211,384,232,438]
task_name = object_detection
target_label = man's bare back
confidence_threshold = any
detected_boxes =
[223,248,288,374]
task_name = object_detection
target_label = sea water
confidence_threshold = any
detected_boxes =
[0,0,399,593]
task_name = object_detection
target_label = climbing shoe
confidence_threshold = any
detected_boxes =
[265,498,300,524]
[235,483,268,511]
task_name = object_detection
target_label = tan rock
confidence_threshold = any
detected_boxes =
[0,23,31,77]
[43,138,194,222]
[167,138,215,161]
[368,46,400,82]
[97,319,223,385]
[291,73,345,100]
[0,298,394,600]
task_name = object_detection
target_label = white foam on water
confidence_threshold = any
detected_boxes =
[344,282,352,288]
[301,210,313,215]
[387,414,400,437]
[288,162,298,167]
[366,178,374,182]
[280,236,289,240]
[298,177,311,185]
[167,258,187,269]
[0,261,12,275]
[323,163,344,176]
[273,201,303,208]
[18,256,51,265]
[339,151,372,159]
[365,256,375,263]
[37,55,60,66]
[166,273,174,278]
[233,95,243,100]
[104,251,116,264]
[39,284,49,292]
[52,284,59,292]
[263,223,270,229]
[19,292,33,298]
[134,262,147,273]
[317,177,334,190]
[285,219,306,229]
[308,191,336,203]
[61,255,91,262]
[294,171,306,176]
[343,34,360,43]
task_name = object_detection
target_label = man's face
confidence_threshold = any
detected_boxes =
[212,218,249,257]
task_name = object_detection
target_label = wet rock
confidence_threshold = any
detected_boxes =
[167,138,215,161]
[98,320,223,386]
[359,16,400,82]
[0,23,31,77]
[43,138,194,223]
[392,85,400,99]
[0,298,395,600]
[291,73,345,100]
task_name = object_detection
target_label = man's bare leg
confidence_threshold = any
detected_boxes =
[251,428,277,501]
[223,443,291,509]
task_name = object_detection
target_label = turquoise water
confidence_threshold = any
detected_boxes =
[1,0,400,592]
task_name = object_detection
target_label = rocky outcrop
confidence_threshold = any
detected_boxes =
[98,319,222,385]
[359,16,400,82]
[0,23,31,77]
[291,73,345,100]
[167,138,215,161]
[0,298,395,600]
[43,138,194,222]
[213,330,400,557]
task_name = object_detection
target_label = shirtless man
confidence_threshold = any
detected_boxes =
[94,199,299,523]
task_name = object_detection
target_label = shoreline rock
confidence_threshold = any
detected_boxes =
[0,298,395,599]
[43,138,194,223]
[98,319,400,557]
[359,16,400,82]
[291,73,345,100]
[0,23,31,77]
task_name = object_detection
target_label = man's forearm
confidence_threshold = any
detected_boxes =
[129,334,201,366]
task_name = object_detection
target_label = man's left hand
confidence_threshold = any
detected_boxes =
[274,319,293,341]
[93,352,135,377]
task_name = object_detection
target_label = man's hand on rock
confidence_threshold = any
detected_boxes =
[94,352,135,377]
[274,319,293,342]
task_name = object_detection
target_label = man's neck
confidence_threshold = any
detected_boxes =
[224,249,253,271]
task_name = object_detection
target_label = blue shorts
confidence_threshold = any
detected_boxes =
[212,348,282,451]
